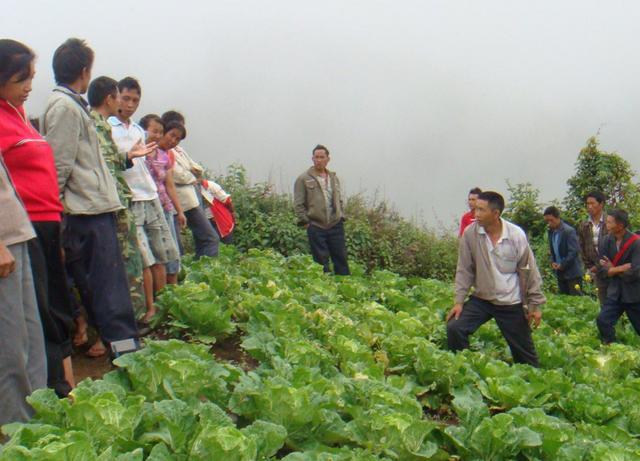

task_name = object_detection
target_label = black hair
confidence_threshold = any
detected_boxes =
[87,76,118,107]
[477,191,505,215]
[0,39,35,86]
[313,144,330,155]
[164,121,187,140]
[469,187,482,196]
[52,38,94,85]
[161,110,185,125]
[118,76,141,96]
[608,209,629,228]
[585,190,606,205]
[543,206,561,218]
[139,113,163,130]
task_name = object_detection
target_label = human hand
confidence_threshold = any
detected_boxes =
[551,262,560,271]
[0,243,16,278]
[177,212,187,229]
[526,307,542,328]
[129,141,157,159]
[446,303,463,322]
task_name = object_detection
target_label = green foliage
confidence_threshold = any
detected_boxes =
[502,181,547,240]
[214,164,458,280]
[564,136,640,227]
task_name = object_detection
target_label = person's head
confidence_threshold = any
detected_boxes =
[606,209,629,235]
[312,144,330,171]
[585,191,606,219]
[117,77,141,120]
[161,110,185,126]
[88,76,119,116]
[0,39,36,107]
[543,206,562,230]
[158,121,186,150]
[139,114,164,144]
[52,38,94,93]
[468,187,482,211]
[475,191,505,228]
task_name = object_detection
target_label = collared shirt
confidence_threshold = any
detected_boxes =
[313,172,334,223]
[108,116,157,202]
[590,214,605,247]
[478,219,528,305]
[552,230,562,264]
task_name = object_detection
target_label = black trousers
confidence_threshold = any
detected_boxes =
[28,221,74,397]
[596,298,640,344]
[557,276,582,296]
[446,296,539,367]
[307,221,350,275]
[63,213,138,344]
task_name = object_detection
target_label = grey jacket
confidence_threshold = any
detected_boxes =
[293,167,344,229]
[42,86,122,215]
[455,221,546,310]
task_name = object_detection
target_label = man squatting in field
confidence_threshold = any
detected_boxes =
[446,191,546,367]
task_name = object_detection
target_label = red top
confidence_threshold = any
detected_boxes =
[0,99,63,222]
[459,210,476,237]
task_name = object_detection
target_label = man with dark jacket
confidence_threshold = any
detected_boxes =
[294,144,349,275]
[578,191,608,304]
[543,206,584,295]
[596,209,640,343]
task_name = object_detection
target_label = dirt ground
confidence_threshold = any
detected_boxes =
[71,332,256,385]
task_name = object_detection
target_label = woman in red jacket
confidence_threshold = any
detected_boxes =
[0,39,74,395]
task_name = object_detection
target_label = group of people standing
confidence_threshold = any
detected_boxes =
[0,37,235,425]
[451,187,640,367]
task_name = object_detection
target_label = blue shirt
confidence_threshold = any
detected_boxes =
[552,230,562,264]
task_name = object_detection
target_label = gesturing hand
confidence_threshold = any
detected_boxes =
[129,141,157,159]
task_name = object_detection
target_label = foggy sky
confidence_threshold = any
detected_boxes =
[3,0,640,231]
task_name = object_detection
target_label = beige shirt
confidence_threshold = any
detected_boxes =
[171,146,203,211]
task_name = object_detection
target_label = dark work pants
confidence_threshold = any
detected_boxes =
[447,296,539,367]
[185,206,219,259]
[210,219,234,245]
[28,222,74,397]
[63,213,138,344]
[596,298,640,344]
[307,221,350,275]
[557,276,582,296]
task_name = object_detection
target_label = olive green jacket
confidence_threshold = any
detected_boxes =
[293,167,344,229]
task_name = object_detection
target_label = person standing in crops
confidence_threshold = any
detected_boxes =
[0,157,47,424]
[446,191,546,366]
[294,144,350,275]
[543,206,584,295]
[578,191,609,305]
[459,187,482,237]
[42,38,139,356]
[0,39,75,394]
[596,209,640,343]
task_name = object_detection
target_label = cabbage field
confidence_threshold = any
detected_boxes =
[2,247,640,460]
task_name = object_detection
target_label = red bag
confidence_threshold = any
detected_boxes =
[211,199,235,238]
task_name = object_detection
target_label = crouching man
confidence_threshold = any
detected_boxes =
[446,191,546,366]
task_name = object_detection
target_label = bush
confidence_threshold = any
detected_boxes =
[213,165,458,280]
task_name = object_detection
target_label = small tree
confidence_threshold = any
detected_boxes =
[502,181,546,241]
[564,136,640,227]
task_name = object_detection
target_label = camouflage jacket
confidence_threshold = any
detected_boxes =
[90,110,132,207]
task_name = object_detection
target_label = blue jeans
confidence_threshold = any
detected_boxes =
[185,206,219,259]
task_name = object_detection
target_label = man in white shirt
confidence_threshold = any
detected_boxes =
[447,191,545,366]
[109,77,178,323]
